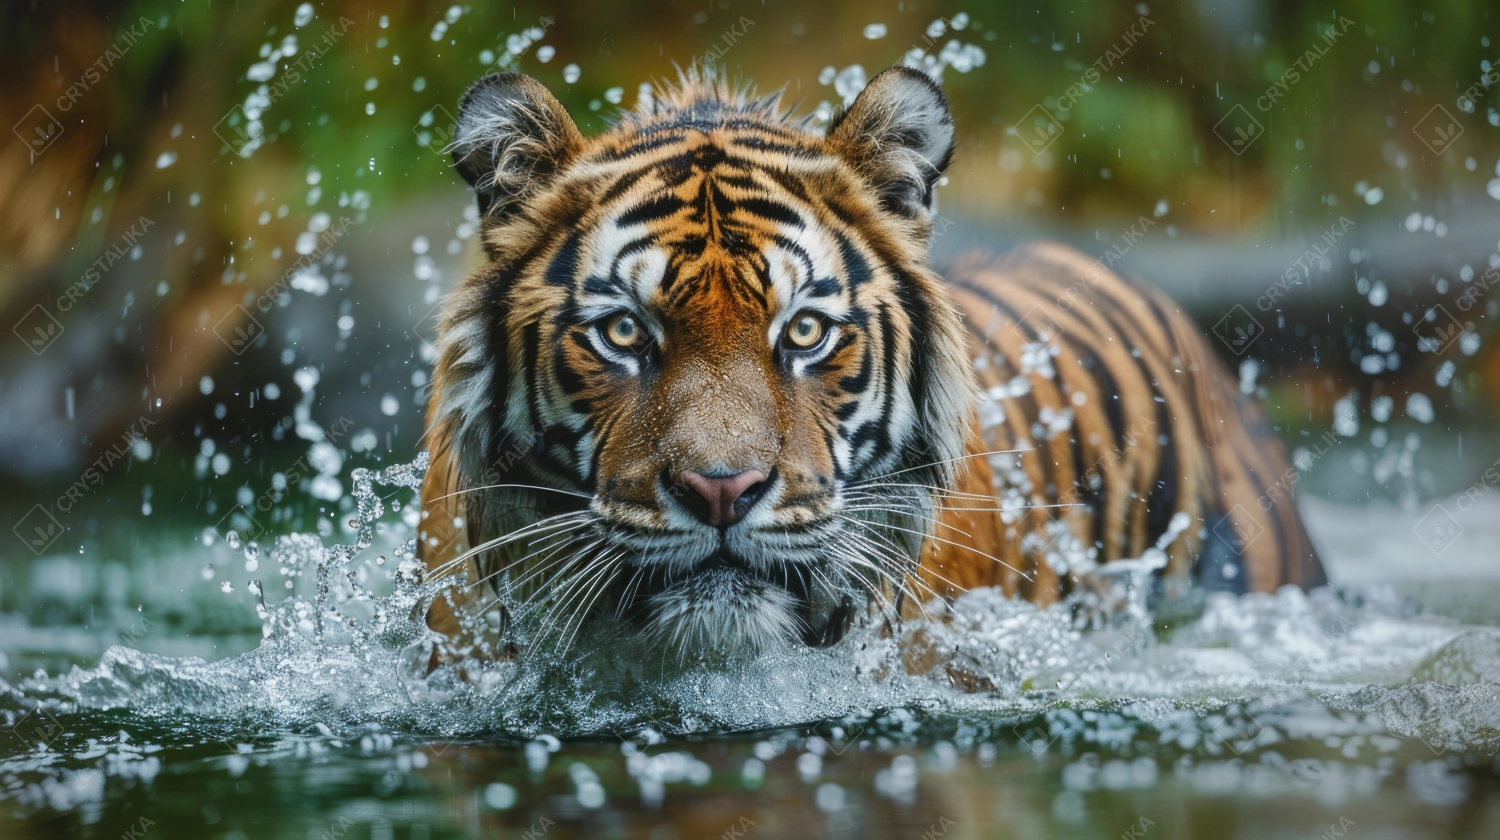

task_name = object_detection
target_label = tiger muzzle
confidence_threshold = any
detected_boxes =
[674,468,770,527]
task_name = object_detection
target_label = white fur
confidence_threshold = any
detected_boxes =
[646,568,801,655]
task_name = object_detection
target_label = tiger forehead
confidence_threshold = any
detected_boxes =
[594,116,823,163]
[578,211,844,312]
[586,132,820,235]
[565,130,851,306]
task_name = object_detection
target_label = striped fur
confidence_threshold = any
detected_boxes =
[916,246,1325,611]
[417,68,1324,661]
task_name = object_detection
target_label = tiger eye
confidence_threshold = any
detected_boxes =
[605,314,641,348]
[785,313,824,348]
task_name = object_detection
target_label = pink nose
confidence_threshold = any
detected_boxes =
[676,469,769,528]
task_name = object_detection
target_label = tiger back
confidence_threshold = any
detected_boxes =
[913,244,1326,610]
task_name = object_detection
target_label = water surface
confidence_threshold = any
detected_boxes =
[3,464,1498,839]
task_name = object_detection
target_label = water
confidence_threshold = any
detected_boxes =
[3,459,1498,838]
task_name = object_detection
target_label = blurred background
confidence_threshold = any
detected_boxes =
[2,0,1499,655]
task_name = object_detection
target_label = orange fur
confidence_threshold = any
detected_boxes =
[415,68,1323,658]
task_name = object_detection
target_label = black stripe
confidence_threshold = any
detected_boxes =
[954,280,1129,447]
[1145,398,1176,547]
[581,237,658,296]
[728,136,814,155]
[834,232,873,288]
[601,132,689,160]
[756,165,815,206]
[844,303,900,471]
[767,234,818,288]
[617,193,686,227]
[837,331,872,392]
[887,268,934,447]
[824,427,847,480]
[654,151,699,187]
[734,197,804,229]
[950,280,1131,550]
[599,166,650,205]
[545,230,584,288]
[556,330,592,397]
[806,277,842,297]
[586,410,625,487]
[520,321,544,460]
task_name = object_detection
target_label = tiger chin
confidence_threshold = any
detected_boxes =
[414,66,1326,667]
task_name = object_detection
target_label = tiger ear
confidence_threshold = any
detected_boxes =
[450,72,583,219]
[827,67,955,220]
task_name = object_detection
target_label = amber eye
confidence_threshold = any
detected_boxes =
[603,313,643,349]
[784,312,825,349]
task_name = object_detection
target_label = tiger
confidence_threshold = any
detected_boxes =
[415,66,1325,663]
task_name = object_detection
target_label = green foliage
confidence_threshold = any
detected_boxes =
[18,0,1489,230]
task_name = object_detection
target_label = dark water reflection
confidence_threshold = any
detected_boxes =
[3,705,1498,839]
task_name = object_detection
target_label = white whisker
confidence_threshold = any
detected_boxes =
[427,511,595,578]
[839,514,1032,581]
[847,448,1032,485]
[427,483,594,502]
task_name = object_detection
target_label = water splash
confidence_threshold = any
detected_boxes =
[2,456,1498,824]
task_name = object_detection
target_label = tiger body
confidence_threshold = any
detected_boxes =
[417,67,1323,660]
[912,246,1324,610]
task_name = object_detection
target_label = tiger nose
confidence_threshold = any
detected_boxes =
[676,469,770,528]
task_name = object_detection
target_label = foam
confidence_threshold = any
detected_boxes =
[2,459,1498,818]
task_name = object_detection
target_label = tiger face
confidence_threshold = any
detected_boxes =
[428,68,973,655]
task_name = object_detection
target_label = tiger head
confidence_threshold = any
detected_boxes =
[428,67,973,656]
